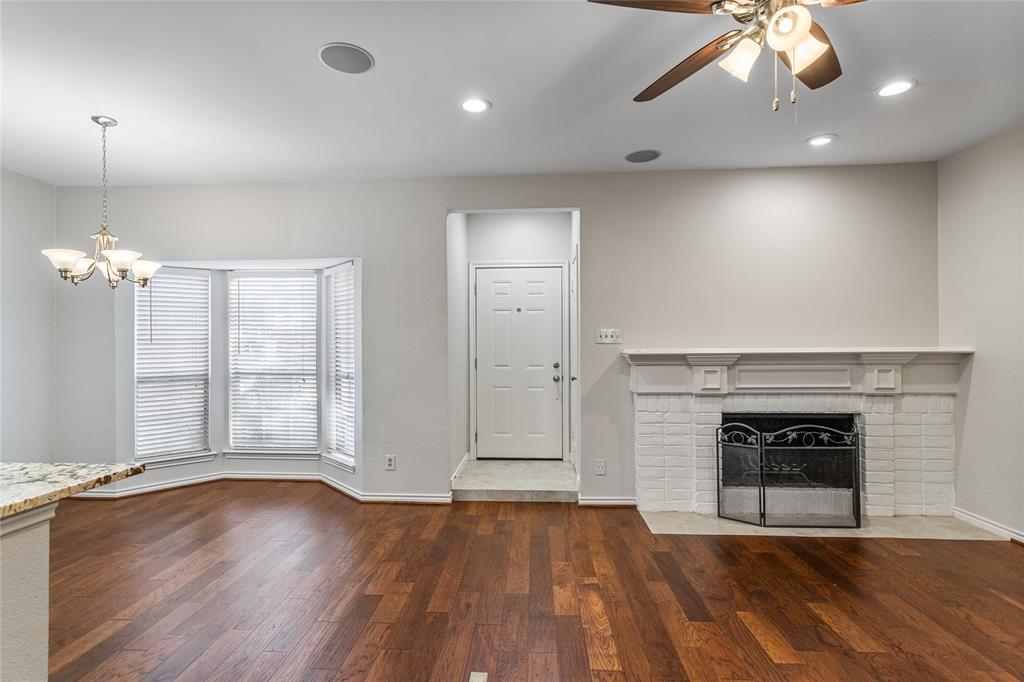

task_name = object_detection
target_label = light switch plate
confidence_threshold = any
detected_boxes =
[595,328,621,344]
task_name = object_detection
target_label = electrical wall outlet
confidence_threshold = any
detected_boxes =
[595,328,621,344]
[595,458,607,476]
[385,454,396,471]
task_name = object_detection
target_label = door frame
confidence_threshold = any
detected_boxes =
[469,261,570,461]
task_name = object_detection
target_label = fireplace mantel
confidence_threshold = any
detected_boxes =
[622,347,974,396]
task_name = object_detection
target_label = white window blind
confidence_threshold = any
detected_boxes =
[229,273,319,450]
[134,270,211,459]
[327,262,356,457]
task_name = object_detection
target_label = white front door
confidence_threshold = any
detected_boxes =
[476,266,563,459]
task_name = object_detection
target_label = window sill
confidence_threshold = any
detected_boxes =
[321,452,356,474]
[134,451,218,469]
[222,450,322,461]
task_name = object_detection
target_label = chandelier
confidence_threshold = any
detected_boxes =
[41,116,161,289]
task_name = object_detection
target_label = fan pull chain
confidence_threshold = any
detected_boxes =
[790,50,798,105]
[791,50,799,124]
[772,55,780,112]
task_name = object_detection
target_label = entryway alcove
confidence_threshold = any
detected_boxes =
[446,209,582,501]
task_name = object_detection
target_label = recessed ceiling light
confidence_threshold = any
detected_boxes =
[625,149,661,163]
[459,97,491,113]
[319,43,374,74]
[877,80,917,97]
[806,134,837,147]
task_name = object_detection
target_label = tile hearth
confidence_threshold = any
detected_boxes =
[641,511,1000,540]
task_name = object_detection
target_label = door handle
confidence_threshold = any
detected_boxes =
[552,375,561,382]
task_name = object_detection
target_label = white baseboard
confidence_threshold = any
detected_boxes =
[74,472,223,499]
[359,490,453,504]
[76,468,451,504]
[320,471,364,502]
[451,452,470,481]
[953,506,1024,542]
[321,471,452,504]
[578,496,637,507]
[222,472,321,481]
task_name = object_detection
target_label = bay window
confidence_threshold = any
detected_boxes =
[133,261,358,463]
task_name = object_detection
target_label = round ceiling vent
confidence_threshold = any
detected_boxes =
[319,42,375,74]
[625,149,661,163]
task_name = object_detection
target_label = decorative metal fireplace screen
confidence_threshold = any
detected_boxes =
[716,414,861,528]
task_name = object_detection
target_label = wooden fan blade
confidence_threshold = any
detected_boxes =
[635,30,741,101]
[778,22,842,90]
[821,0,866,7]
[588,0,715,14]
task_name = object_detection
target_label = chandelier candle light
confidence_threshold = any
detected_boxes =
[41,116,161,289]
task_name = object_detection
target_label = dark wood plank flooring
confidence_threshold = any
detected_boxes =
[48,480,1024,681]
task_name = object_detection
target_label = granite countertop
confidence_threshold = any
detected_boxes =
[0,462,146,518]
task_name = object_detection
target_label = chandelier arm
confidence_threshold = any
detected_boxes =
[72,267,96,285]
[121,272,152,287]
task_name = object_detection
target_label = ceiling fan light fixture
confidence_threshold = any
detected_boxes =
[790,33,829,74]
[766,4,812,52]
[718,37,762,82]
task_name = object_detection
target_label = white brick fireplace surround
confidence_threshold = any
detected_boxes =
[623,349,974,517]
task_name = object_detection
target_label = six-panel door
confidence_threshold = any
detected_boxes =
[476,266,563,459]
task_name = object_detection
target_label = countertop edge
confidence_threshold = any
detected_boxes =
[0,463,146,519]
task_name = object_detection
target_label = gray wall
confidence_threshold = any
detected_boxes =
[938,124,1024,535]
[466,211,572,262]
[52,163,940,501]
[1,170,55,462]
[446,212,469,476]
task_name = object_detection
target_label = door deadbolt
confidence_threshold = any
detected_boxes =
[553,362,560,369]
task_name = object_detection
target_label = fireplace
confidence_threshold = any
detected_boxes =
[717,413,861,528]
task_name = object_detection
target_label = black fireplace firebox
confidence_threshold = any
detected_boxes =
[716,413,861,528]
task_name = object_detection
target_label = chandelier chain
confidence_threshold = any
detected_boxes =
[100,122,109,228]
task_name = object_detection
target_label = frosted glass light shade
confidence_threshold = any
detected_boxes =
[718,38,762,82]
[71,258,96,277]
[101,249,142,272]
[132,260,162,280]
[767,4,812,52]
[42,249,87,271]
[790,33,829,74]
[95,260,118,283]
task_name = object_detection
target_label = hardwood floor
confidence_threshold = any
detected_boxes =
[49,480,1024,681]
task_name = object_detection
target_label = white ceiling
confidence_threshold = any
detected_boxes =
[3,1,1022,186]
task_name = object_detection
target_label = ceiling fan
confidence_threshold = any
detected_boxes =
[590,0,864,105]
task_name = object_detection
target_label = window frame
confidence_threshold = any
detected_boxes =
[128,261,361,468]
[322,260,359,465]
[132,267,213,462]
[225,269,321,454]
